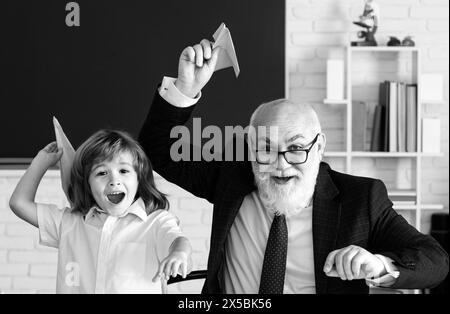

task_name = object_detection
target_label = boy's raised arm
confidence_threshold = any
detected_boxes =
[9,142,62,227]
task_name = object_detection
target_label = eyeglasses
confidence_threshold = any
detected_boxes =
[255,133,320,165]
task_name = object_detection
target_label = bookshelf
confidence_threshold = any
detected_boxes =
[323,46,444,234]
[325,152,445,158]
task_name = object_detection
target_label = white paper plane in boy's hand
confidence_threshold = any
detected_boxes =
[53,117,75,205]
[212,23,240,77]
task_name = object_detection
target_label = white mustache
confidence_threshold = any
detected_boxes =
[252,162,319,217]
[271,173,299,178]
[256,170,299,179]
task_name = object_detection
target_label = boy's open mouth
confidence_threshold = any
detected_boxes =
[107,192,125,204]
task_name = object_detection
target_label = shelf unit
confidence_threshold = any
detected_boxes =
[326,152,444,158]
[323,46,444,233]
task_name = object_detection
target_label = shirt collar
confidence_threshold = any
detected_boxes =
[84,198,148,222]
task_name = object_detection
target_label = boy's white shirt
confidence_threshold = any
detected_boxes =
[37,198,187,294]
[158,76,400,289]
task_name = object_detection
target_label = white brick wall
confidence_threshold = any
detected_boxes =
[0,170,212,294]
[0,0,448,294]
[288,0,449,233]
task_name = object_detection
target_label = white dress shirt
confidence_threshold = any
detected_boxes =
[224,191,316,293]
[37,198,184,294]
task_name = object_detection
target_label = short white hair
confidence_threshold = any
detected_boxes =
[249,98,322,133]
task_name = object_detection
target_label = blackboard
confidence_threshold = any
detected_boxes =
[1,0,285,162]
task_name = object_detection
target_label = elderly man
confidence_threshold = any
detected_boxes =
[139,39,448,294]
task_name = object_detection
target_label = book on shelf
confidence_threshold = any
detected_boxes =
[352,101,367,151]
[370,104,383,151]
[382,81,390,152]
[393,201,416,206]
[370,82,388,151]
[406,85,417,152]
[369,81,418,153]
[391,197,416,203]
[389,81,398,152]
[397,82,407,152]
[392,202,416,209]
[391,195,419,211]
[389,189,417,197]
[393,202,417,211]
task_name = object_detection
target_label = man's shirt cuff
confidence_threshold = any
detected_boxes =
[366,254,400,288]
[158,76,201,108]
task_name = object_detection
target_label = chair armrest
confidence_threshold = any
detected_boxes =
[167,270,207,285]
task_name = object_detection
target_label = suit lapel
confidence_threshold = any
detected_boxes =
[221,160,256,241]
[212,160,256,292]
[312,163,341,294]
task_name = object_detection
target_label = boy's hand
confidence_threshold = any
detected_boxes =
[152,251,190,282]
[175,39,220,98]
[34,142,63,169]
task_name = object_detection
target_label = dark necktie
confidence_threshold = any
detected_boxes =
[259,214,288,294]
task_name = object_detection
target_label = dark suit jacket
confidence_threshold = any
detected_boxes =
[139,91,449,294]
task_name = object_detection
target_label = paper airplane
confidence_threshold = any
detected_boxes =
[53,117,76,205]
[212,23,240,77]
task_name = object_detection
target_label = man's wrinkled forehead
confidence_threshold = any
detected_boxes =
[253,125,307,142]
[253,106,316,141]
[255,100,317,125]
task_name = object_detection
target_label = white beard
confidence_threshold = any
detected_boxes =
[252,162,320,217]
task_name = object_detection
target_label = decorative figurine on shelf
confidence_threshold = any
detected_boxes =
[387,36,402,46]
[351,0,380,46]
[402,36,416,47]
[387,35,416,47]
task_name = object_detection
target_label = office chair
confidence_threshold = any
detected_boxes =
[167,270,207,285]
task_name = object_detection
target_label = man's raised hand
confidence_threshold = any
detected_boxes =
[175,39,220,98]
